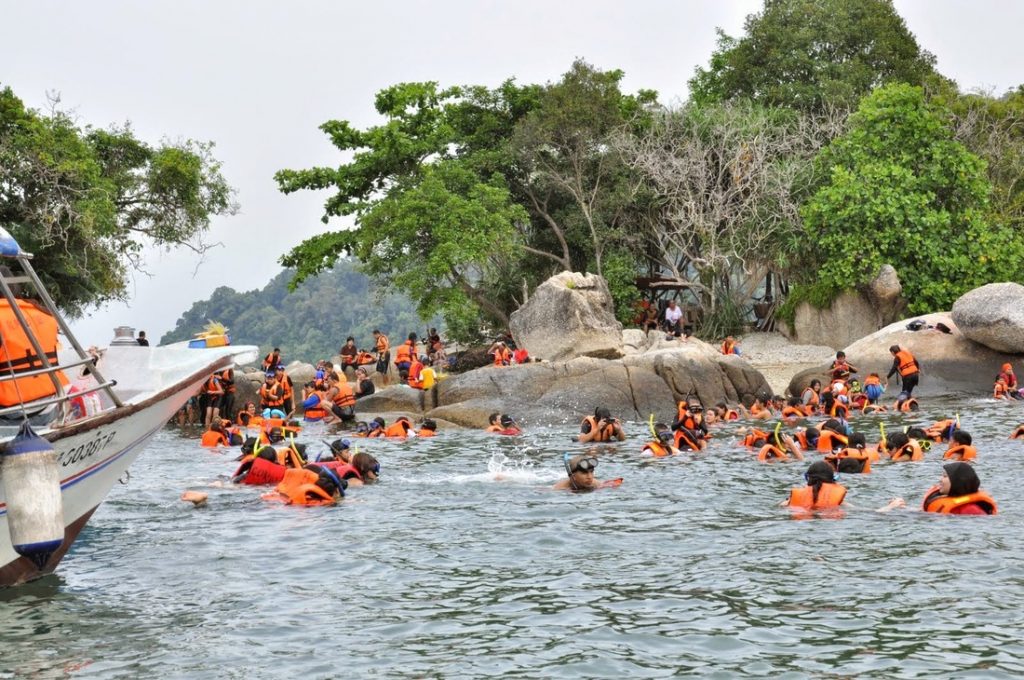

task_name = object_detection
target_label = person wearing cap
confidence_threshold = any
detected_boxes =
[578,407,626,443]
[318,439,352,463]
[497,414,521,435]
[553,453,622,491]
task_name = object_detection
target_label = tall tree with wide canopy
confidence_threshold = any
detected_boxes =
[0,86,236,315]
[797,84,1024,315]
[689,0,942,112]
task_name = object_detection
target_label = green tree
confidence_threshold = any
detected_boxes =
[797,83,1024,314]
[689,0,941,111]
[0,86,236,315]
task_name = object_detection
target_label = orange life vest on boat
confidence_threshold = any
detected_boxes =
[788,483,846,509]
[921,485,997,514]
[274,468,335,506]
[0,299,69,408]
[582,416,616,442]
[895,349,918,377]
[943,444,977,461]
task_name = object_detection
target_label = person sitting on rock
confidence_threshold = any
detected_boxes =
[488,341,513,367]
[662,300,688,340]
[721,336,739,355]
[577,407,626,443]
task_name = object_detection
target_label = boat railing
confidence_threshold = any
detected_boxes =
[0,242,124,427]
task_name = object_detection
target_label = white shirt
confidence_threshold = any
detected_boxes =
[664,305,683,324]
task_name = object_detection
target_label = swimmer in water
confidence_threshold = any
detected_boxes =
[552,453,622,491]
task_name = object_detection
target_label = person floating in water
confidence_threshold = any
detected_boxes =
[552,453,622,491]
[881,463,997,515]
[785,461,846,510]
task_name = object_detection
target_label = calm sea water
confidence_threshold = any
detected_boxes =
[2,398,1024,678]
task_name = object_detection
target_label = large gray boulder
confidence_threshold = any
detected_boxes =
[781,266,906,350]
[951,282,1024,354]
[788,312,1018,397]
[284,361,316,387]
[430,340,770,426]
[509,271,623,362]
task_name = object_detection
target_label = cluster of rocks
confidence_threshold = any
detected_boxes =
[788,282,1024,397]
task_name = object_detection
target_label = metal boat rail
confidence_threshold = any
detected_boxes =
[0,229,124,426]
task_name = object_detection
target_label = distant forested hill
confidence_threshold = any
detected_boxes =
[160,261,437,363]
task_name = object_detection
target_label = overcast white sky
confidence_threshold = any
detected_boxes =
[2,0,1021,346]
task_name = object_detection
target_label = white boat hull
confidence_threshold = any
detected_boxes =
[0,344,255,586]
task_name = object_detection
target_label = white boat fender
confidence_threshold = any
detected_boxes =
[1,421,65,570]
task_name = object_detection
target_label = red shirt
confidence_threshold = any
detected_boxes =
[950,503,988,515]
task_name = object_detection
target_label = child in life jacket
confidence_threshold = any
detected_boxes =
[942,430,977,461]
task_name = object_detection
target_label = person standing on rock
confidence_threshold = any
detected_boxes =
[372,330,390,384]
[888,345,920,400]
[578,407,626,443]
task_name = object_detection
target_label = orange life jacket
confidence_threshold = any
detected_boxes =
[303,391,329,421]
[750,403,770,417]
[0,299,70,408]
[201,375,222,396]
[259,382,283,408]
[781,406,804,418]
[831,448,872,473]
[262,352,281,371]
[943,444,977,461]
[721,340,736,355]
[895,349,918,377]
[757,444,788,462]
[275,468,335,506]
[643,441,673,457]
[801,388,820,409]
[375,334,389,354]
[234,456,287,485]
[724,409,740,421]
[417,428,436,437]
[741,428,770,448]
[890,441,924,461]
[674,428,702,451]
[921,485,997,514]
[816,430,848,453]
[200,430,228,447]
[407,360,425,388]
[994,382,1010,399]
[394,341,414,365]
[864,375,881,387]
[788,483,846,509]
[830,402,849,419]
[492,347,512,366]
[356,351,376,365]
[384,419,411,438]
[582,416,616,442]
[794,430,814,451]
[897,398,919,412]
[220,369,236,393]
[332,382,356,409]
[237,412,261,427]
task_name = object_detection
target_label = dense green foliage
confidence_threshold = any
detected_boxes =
[798,84,1024,314]
[0,86,235,316]
[689,0,941,111]
[276,61,655,335]
[160,260,434,364]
